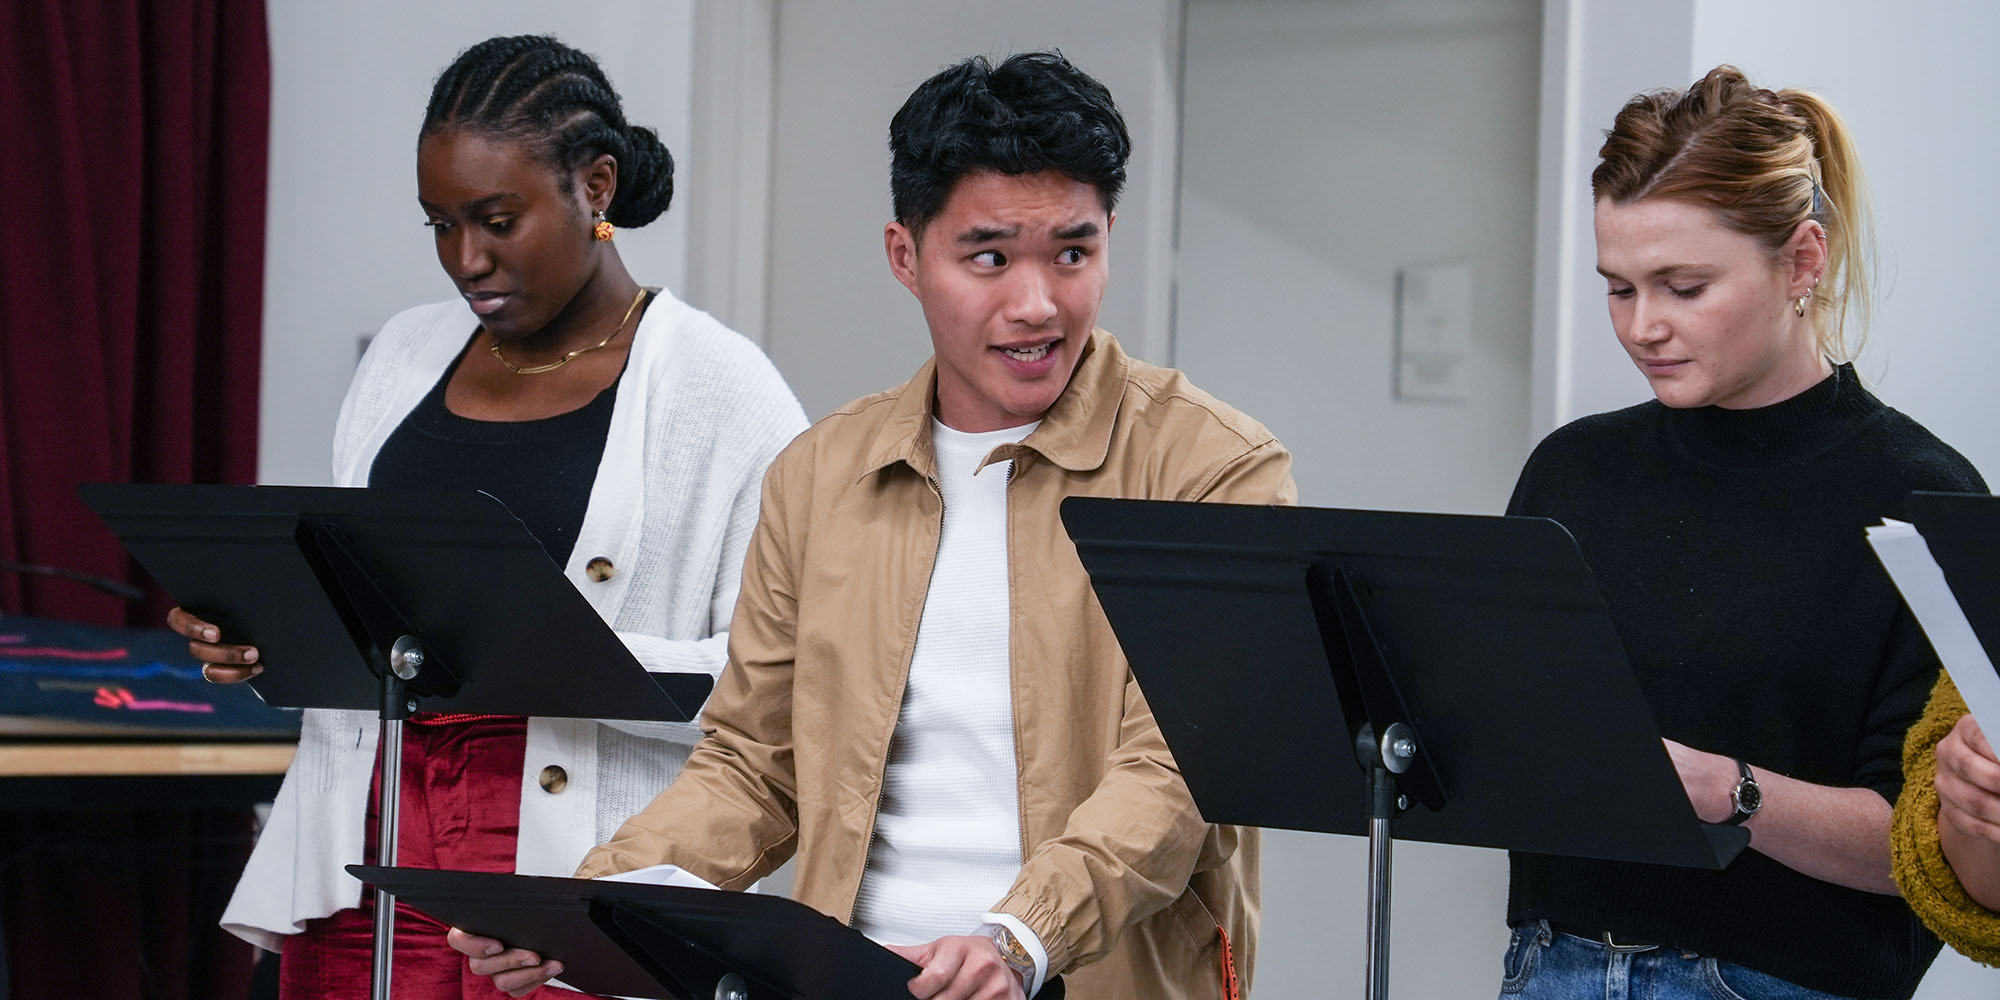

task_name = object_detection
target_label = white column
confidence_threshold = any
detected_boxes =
[1527,0,1696,440]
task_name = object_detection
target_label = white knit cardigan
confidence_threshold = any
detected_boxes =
[221,289,806,951]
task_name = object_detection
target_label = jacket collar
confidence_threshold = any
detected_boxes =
[857,329,1130,481]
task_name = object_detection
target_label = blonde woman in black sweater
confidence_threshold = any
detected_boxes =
[1498,66,1982,1000]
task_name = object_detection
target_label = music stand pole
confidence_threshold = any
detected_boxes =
[370,638,425,1000]
[298,520,455,1000]
[1359,723,1415,1000]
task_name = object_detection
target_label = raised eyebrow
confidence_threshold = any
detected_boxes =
[1054,221,1102,241]
[957,224,1018,245]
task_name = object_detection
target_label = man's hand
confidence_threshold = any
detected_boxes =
[886,934,1026,1000]
[445,926,564,998]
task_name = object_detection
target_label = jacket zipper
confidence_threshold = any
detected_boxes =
[848,470,946,923]
[1004,458,1030,865]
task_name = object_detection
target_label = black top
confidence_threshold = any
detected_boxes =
[1504,364,1985,999]
[369,339,619,568]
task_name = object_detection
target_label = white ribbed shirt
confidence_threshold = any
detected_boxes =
[851,419,1039,948]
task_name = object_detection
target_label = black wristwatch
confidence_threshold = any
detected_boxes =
[1718,757,1762,826]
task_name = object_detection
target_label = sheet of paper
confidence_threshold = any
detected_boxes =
[594,863,722,891]
[1868,520,2000,734]
[544,866,722,998]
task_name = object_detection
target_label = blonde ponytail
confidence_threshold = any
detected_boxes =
[1779,88,1873,361]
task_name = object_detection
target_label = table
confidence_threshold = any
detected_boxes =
[0,740,294,809]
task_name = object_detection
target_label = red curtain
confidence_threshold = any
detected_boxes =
[0,3,270,999]
[0,0,267,627]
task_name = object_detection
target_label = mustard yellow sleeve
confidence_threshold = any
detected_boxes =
[1892,674,2000,965]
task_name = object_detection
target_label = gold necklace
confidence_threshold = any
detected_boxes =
[489,287,649,375]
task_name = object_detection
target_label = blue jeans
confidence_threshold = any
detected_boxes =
[1497,921,1855,1000]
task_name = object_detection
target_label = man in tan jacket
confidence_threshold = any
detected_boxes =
[457,51,1294,1000]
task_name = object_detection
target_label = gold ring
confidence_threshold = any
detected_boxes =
[200,663,219,683]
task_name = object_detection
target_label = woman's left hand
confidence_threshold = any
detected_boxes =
[1662,738,1897,893]
[446,927,562,997]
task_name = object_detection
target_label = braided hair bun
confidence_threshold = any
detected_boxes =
[423,35,674,227]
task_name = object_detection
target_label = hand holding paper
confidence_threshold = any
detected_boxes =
[1937,715,2000,839]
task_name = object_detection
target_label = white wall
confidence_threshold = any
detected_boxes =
[257,0,694,485]
[1174,2,1541,996]
[1529,0,1695,438]
[759,0,1184,420]
[1177,0,1541,516]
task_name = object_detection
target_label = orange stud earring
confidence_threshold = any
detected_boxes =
[592,211,615,242]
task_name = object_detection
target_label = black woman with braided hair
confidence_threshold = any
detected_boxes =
[165,35,806,998]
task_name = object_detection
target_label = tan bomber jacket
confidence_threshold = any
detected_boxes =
[579,330,1297,999]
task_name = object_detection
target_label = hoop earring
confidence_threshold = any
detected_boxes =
[1794,296,1807,317]
[592,210,615,242]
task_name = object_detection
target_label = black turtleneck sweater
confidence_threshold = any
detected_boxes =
[1504,365,1985,999]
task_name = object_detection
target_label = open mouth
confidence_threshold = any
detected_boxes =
[1000,342,1053,363]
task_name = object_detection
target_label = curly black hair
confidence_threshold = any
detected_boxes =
[889,51,1131,233]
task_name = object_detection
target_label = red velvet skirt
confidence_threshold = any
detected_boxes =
[279,717,607,1000]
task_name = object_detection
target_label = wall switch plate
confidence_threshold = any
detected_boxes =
[1395,260,1472,402]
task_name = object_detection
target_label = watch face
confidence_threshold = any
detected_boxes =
[1735,778,1762,815]
[987,926,1031,964]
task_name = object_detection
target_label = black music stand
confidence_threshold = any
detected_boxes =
[351,866,915,1000]
[350,866,1051,1000]
[1060,498,1748,1000]
[83,484,713,1000]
